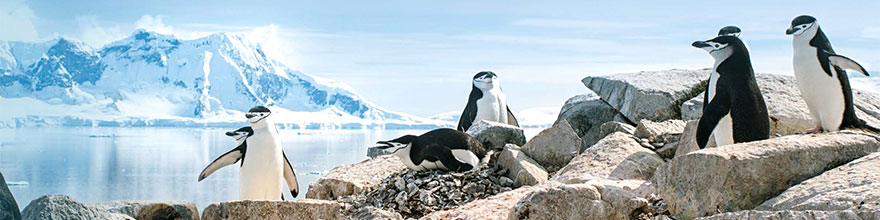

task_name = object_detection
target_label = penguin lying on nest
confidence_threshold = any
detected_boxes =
[374,128,485,172]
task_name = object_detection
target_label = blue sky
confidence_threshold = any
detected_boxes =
[2,0,879,117]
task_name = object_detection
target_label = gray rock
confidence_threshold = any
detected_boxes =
[551,132,665,184]
[346,206,403,220]
[697,208,880,220]
[598,121,636,141]
[421,186,536,220]
[366,146,388,158]
[757,152,880,211]
[555,94,625,150]
[521,120,583,172]
[634,119,686,140]
[21,195,197,220]
[306,155,406,200]
[582,69,710,122]
[681,73,880,135]
[498,144,549,187]
[0,171,20,220]
[202,199,343,220]
[654,131,880,219]
[465,120,526,150]
[509,181,649,220]
[674,120,716,158]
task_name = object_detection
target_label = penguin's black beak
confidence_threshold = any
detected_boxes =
[245,114,256,119]
[785,27,798,35]
[691,41,711,48]
[225,131,236,136]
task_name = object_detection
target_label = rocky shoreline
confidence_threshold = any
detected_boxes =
[2,69,880,220]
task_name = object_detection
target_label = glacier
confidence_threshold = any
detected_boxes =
[0,30,450,129]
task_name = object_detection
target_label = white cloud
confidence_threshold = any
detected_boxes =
[75,15,126,47]
[513,18,653,29]
[135,15,175,36]
[0,0,40,41]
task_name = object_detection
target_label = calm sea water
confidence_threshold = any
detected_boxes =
[0,127,544,210]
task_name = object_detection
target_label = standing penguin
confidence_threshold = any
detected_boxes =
[374,128,484,172]
[198,106,299,200]
[786,15,875,133]
[692,35,770,148]
[457,71,519,131]
[197,126,253,181]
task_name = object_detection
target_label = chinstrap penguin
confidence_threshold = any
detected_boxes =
[692,35,770,148]
[374,128,484,172]
[786,15,876,133]
[457,71,520,131]
[197,106,299,200]
[197,126,253,181]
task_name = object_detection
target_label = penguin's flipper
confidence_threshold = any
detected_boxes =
[828,54,870,76]
[197,145,245,181]
[281,150,299,198]
[424,144,477,172]
[506,105,520,127]
[696,87,731,149]
[458,103,478,132]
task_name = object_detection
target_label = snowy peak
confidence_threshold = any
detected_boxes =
[0,30,447,128]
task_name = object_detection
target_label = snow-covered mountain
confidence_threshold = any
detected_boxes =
[0,30,450,129]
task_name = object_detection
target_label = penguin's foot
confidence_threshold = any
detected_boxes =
[803,126,824,134]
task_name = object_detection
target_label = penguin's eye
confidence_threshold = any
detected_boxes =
[714,44,719,48]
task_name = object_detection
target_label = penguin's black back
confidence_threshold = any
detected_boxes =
[458,86,483,131]
[409,128,484,164]
[715,36,770,143]
[809,28,864,130]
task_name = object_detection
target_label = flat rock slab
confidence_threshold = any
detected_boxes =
[306,155,406,200]
[0,171,20,220]
[698,208,880,220]
[555,93,625,150]
[521,120,582,172]
[598,121,636,140]
[466,120,526,151]
[682,73,880,135]
[201,199,343,220]
[420,186,535,220]
[654,131,880,219]
[21,195,198,220]
[509,181,649,220]
[498,144,549,187]
[634,119,686,140]
[552,132,664,184]
[583,69,709,122]
[757,152,880,211]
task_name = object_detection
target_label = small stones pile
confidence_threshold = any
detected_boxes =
[340,164,515,218]
[634,133,680,151]
[635,195,671,220]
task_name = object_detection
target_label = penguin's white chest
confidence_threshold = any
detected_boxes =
[239,131,284,200]
[793,44,845,131]
[706,71,734,146]
[475,89,508,124]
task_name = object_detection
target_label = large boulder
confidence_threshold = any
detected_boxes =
[555,94,625,150]
[681,73,880,135]
[582,69,709,122]
[551,132,664,184]
[498,144,549,187]
[509,181,650,220]
[346,206,403,220]
[420,186,535,220]
[654,131,880,219]
[202,199,342,220]
[306,155,406,200]
[0,171,20,220]
[757,152,880,211]
[21,195,198,220]
[465,120,527,150]
[521,120,582,172]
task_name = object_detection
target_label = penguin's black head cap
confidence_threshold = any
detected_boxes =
[225,126,254,138]
[245,106,272,123]
[718,26,741,37]
[692,35,748,55]
[473,71,497,79]
[375,135,417,154]
[248,106,271,113]
[787,15,817,35]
